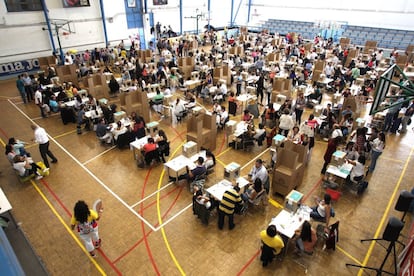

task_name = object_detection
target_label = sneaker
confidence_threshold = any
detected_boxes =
[94,239,101,249]
[43,168,50,174]
[51,159,58,163]
[90,252,97,258]
[35,175,43,180]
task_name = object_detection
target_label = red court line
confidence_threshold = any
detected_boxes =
[0,127,10,140]
[216,131,226,155]
[236,249,261,275]
[170,130,186,143]
[139,186,180,213]
[38,178,123,276]
[302,176,323,203]
[236,176,323,274]
[40,179,72,217]
[138,167,161,275]
[169,126,185,142]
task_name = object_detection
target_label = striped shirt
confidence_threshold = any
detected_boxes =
[219,188,242,215]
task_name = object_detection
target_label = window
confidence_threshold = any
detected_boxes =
[5,0,43,12]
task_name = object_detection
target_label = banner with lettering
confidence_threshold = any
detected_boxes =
[0,59,40,78]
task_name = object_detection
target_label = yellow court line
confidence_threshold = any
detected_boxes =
[358,146,414,276]
[216,147,231,158]
[216,158,226,167]
[0,138,5,147]
[29,179,107,275]
[157,142,186,276]
[268,198,283,209]
[337,245,363,266]
[381,156,404,163]
[53,129,78,139]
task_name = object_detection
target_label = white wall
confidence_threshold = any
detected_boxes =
[1,0,413,64]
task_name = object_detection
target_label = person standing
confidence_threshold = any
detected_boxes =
[249,159,269,193]
[294,92,306,124]
[256,73,264,104]
[321,136,341,174]
[70,200,102,257]
[22,73,34,102]
[16,75,27,104]
[368,132,386,174]
[34,88,46,118]
[31,124,58,168]
[260,225,284,267]
[218,186,242,230]
[400,100,414,134]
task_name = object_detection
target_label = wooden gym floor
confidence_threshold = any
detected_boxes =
[0,78,413,276]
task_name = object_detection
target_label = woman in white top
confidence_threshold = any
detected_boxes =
[172,98,186,125]
[347,156,366,183]
[310,193,332,229]
[278,108,294,136]
[368,132,385,173]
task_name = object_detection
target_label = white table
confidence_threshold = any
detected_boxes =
[206,177,250,201]
[234,121,249,137]
[0,188,17,228]
[130,135,152,162]
[269,207,311,239]
[327,163,353,179]
[164,155,196,180]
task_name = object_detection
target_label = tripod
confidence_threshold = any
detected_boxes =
[346,238,403,275]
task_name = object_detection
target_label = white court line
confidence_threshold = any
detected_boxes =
[83,146,116,165]
[154,203,193,231]
[8,99,157,232]
[130,181,176,208]
[240,147,270,170]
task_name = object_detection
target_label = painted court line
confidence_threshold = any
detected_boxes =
[240,148,270,170]
[130,181,176,208]
[29,179,107,275]
[9,99,158,232]
[83,146,116,165]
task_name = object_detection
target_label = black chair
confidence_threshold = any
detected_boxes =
[193,200,210,225]
[228,101,237,116]
[144,149,161,166]
[116,131,134,149]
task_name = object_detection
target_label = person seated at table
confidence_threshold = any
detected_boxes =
[204,150,216,170]
[211,102,222,115]
[287,126,302,144]
[341,105,353,118]
[173,157,207,183]
[111,121,128,142]
[65,82,74,99]
[192,185,216,212]
[5,144,18,164]
[253,123,266,146]
[242,109,253,123]
[77,105,91,132]
[79,63,89,77]
[216,107,229,129]
[12,155,44,180]
[331,124,343,139]
[241,178,265,202]
[172,98,186,124]
[294,220,317,256]
[260,225,285,267]
[49,95,59,112]
[131,112,146,139]
[344,141,359,161]
[151,88,164,115]
[340,116,353,137]
[121,70,131,84]
[74,95,83,111]
[142,137,161,165]
[309,85,322,104]
[310,193,332,228]
[108,75,120,96]
[156,130,169,163]
[213,83,224,102]
[87,94,97,108]
[96,118,113,144]
[346,155,366,184]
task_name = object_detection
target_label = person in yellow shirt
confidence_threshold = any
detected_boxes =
[260,225,284,267]
[70,200,103,257]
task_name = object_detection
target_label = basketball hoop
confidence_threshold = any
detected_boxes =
[62,31,70,40]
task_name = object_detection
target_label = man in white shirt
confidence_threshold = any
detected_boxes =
[249,159,269,193]
[34,89,46,118]
[31,124,58,168]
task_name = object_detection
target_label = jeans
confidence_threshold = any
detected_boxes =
[369,150,382,172]
[295,108,304,124]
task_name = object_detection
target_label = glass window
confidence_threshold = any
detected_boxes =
[5,0,43,12]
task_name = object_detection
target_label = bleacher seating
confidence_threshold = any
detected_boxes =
[259,19,414,50]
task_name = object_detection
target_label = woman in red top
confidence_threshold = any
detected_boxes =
[321,136,341,174]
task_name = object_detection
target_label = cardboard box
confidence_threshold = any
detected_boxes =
[114,111,126,123]
[182,141,198,158]
[224,162,241,181]
[284,141,308,165]
[272,148,299,196]
[225,120,237,136]
[146,121,159,137]
[284,190,304,213]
